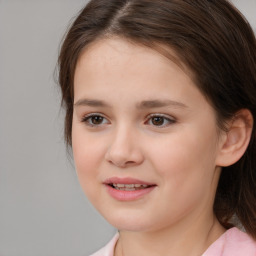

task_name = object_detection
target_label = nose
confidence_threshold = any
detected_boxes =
[105,127,144,168]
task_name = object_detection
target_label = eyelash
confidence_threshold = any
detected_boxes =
[81,113,176,128]
[145,114,176,127]
[81,113,109,127]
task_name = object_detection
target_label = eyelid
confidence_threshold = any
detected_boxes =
[145,113,176,127]
[81,112,110,126]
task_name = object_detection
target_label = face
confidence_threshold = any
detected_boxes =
[72,38,223,233]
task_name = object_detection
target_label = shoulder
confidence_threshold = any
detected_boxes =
[203,227,256,256]
[90,233,119,256]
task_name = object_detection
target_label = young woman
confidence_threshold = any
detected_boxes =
[58,0,256,255]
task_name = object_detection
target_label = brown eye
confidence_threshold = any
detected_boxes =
[82,114,109,127]
[146,114,176,128]
[91,116,104,125]
[151,116,165,126]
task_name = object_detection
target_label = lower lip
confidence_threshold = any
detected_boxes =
[105,185,156,201]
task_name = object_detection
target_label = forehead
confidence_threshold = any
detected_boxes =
[74,37,193,91]
[76,37,188,73]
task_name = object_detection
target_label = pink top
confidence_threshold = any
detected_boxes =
[90,227,256,256]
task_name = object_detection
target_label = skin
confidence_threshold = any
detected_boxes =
[72,38,228,256]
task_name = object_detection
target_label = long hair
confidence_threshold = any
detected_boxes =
[58,0,256,238]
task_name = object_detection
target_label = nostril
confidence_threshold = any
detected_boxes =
[125,161,138,167]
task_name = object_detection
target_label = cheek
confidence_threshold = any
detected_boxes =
[149,127,218,194]
[72,121,108,165]
[146,133,219,224]
[72,126,106,198]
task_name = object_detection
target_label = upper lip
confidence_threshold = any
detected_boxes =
[103,177,156,186]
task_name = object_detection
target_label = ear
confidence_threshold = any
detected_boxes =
[216,109,253,167]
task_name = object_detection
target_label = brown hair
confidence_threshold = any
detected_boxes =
[58,0,256,238]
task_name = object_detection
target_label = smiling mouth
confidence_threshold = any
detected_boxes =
[104,178,157,200]
[109,183,154,191]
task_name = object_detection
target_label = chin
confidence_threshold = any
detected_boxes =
[101,210,158,232]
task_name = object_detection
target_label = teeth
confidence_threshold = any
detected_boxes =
[112,184,150,190]
[115,184,125,188]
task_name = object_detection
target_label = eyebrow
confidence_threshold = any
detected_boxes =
[74,99,110,108]
[137,99,188,109]
[74,98,188,109]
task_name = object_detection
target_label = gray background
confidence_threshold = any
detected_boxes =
[0,1,255,255]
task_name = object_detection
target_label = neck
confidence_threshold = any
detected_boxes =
[115,215,225,256]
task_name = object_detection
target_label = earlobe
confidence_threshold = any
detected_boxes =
[216,109,253,167]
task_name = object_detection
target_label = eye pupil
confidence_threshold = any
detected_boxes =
[92,116,103,124]
[152,117,164,126]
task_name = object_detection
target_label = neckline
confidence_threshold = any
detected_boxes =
[112,227,240,256]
